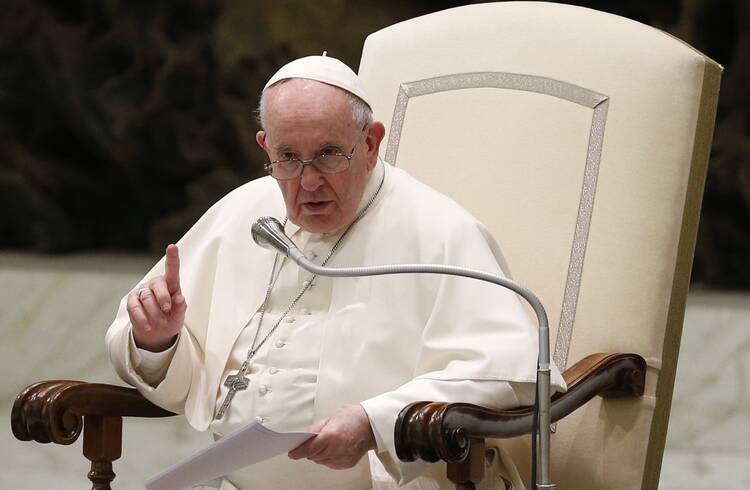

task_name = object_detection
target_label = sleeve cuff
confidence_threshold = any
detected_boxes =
[128,328,179,386]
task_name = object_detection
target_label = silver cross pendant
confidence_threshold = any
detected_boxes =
[215,372,250,420]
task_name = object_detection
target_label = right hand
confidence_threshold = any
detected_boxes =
[127,244,187,352]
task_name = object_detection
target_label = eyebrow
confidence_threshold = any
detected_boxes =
[272,143,294,153]
[272,141,345,153]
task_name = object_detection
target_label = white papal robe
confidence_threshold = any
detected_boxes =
[106,159,566,489]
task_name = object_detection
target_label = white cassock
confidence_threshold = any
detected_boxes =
[106,159,566,490]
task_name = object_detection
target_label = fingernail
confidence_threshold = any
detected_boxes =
[162,303,171,312]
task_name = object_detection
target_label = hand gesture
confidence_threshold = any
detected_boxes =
[127,244,187,352]
[288,404,376,469]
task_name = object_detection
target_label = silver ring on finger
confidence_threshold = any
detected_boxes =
[137,287,151,301]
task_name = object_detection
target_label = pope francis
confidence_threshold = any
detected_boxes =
[106,55,564,490]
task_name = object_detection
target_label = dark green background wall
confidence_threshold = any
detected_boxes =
[1,0,747,288]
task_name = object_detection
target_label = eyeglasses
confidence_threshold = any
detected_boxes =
[264,126,367,181]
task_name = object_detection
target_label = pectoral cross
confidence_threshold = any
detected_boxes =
[215,370,250,420]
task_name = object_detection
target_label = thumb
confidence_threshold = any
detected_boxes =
[171,293,187,313]
[308,416,330,434]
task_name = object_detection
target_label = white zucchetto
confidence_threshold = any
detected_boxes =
[263,54,372,108]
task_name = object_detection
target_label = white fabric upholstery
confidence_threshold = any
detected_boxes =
[358,2,721,489]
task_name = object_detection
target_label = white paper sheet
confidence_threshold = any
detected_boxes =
[145,422,315,490]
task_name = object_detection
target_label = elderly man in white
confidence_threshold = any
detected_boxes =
[106,55,564,490]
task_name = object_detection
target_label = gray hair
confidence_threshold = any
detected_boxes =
[256,78,373,130]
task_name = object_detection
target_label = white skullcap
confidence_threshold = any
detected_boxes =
[263,54,371,109]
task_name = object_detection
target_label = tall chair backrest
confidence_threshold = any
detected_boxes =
[358,2,721,488]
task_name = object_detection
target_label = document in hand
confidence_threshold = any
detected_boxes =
[145,421,315,490]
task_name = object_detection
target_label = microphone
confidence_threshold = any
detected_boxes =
[251,216,306,264]
[250,215,556,489]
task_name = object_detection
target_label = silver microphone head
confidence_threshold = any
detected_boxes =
[251,216,298,257]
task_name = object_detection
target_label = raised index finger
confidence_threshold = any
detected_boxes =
[164,244,181,294]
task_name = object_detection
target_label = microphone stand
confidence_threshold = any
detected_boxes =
[252,217,556,490]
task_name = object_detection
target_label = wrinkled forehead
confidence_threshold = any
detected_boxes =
[264,79,356,127]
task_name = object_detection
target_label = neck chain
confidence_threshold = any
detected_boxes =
[216,165,385,420]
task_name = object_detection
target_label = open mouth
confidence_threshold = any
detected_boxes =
[301,201,333,214]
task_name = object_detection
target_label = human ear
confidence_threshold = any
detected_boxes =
[255,131,267,150]
[365,122,386,169]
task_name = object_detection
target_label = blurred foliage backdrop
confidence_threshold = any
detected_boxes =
[0,0,748,288]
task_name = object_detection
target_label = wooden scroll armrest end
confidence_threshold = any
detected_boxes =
[395,352,646,464]
[11,380,176,446]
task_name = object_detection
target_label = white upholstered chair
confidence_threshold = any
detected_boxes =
[358,2,721,489]
[11,3,720,489]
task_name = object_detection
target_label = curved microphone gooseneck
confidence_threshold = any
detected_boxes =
[251,216,556,490]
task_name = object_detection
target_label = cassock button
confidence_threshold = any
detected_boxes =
[258,385,270,395]
[255,416,264,424]
[285,316,295,323]
[275,339,285,348]
[269,367,278,374]
[300,307,310,315]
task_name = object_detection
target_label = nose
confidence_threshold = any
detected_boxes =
[299,162,325,191]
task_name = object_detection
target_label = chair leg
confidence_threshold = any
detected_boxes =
[82,415,122,490]
[447,438,485,490]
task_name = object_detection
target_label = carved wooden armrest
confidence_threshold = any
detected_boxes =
[394,352,646,481]
[12,380,175,489]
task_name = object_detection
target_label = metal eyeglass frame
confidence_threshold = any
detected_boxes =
[264,124,369,181]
